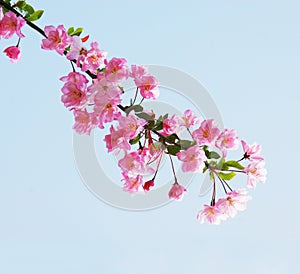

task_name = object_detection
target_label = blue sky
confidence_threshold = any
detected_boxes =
[0,0,299,273]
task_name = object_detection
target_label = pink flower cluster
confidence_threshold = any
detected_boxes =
[197,189,252,224]
[0,11,26,62]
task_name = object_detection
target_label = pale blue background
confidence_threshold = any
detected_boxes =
[0,0,299,273]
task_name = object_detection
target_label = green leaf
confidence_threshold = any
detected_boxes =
[177,140,196,150]
[216,158,228,170]
[73,27,84,36]
[23,3,35,18]
[125,104,143,114]
[166,134,179,144]
[225,160,244,170]
[167,145,181,156]
[67,27,75,35]
[26,10,44,22]
[218,172,236,181]
[204,149,221,159]
[136,112,153,121]
[152,121,163,131]
[16,1,27,9]
[129,134,141,145]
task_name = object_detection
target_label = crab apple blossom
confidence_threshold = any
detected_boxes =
[168,183,187,201]
[216,189,252,218]
[0,11,25,39]
[130,64,148,86]
[244,161,267,188]
[72,109,98,135]
[177,146,207,173]
[197,204,225,225]
[3,45,21,63]
[77,41,107,74]
[162,114,182,136]
[180,109,202,128]
[105,57,129,83]
[61,81,87,109]
[118,110,147,139]
[94,88,122,128]
[215,128,239,157]
[60,72,88,91]
[118,151,154,177]
[138,75,160,100]
[122,172,143,193]
[66,35,85,60]
[192,119,220,146]
[41,25,72,55]
[104,126,131,153]
[241,140,264,162]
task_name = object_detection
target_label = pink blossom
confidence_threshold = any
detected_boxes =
[104,126,131,153]
[180,109,202,128]
[0,11,26,39]
[94,88,122,128]
[118,151,153,177]
[130,64,148,86]
[61,82,87,109]
[168,183,187,200]
[241,140,264,162]
[119,110,147,139]
[192,119,220,146]
[216,189,252,218]
[122,172,143,193]
[3,46,21,63]
[105,57,129,83]
[66,36,85,60]
[78,41,107,73]
[177,146,207,173]
[244,161,267,188]
[162,114,182,136]
[60,72,89,90]
[215,129,239,157]
[41,25,72,55]
[138,75,160,100]
[197,204,225,225]
[72,109,98,135]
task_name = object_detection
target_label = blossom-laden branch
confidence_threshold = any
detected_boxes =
[0,0,267,224]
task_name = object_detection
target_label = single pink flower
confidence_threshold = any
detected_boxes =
[180,109,202,128]
[241,140,264,162]
[104,126,131,153]
[94,88,122,128]
[0,11,25,39]
[244,161,267,188]
[3,46,21,63]
[130,64,148,86]
[122,172,143,193]
[41,25,72,55]
[61,82,87,109]
[119,110,147,139]
[216,189,252,218]
[168,183,187,201]
[215,128,239,157]
[72,109,98,135]
[78,41,107,73]
[138,75,160,100]
[105,57,129,83]
[60,72,89,91]
[177,146,207,173]
[197,204,225,225]
[162,114,182,136]
[192,119,220,146]
[66,36,85,60]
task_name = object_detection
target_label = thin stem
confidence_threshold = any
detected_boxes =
[168,154,178,183]
[138,98,144,105]
[70,60,76,72]
[152,152,164,180]
[210,172,216,206]
[16,37,21,47]
[132,87,139,105]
